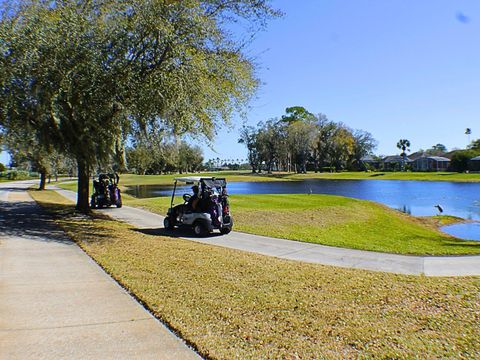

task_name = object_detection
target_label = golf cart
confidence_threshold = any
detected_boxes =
[90,173,122,209]
[164,177,233,236]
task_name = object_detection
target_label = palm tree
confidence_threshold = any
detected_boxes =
[465,128,472,146]
[396,139,411,171]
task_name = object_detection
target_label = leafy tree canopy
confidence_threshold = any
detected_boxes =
[468,139,480,151]
[0,0,278,211]
[281,106,315,124]
[396,139,411,155]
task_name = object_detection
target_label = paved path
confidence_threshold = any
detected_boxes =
[53,187,480,277]
[0,181,200,360]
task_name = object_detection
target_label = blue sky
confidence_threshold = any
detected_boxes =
[200,0,480,161]
[2,0,479,165]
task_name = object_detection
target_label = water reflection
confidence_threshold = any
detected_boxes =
[398,205,411,215]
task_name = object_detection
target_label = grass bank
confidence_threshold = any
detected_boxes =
[126,194,480,255]
[30,190,480,359]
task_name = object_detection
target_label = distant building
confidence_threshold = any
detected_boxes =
[469,156,480,172]
[382,155,411,171]
[360,155,380,169]
[412,156,451,172]
[408,151,426,161]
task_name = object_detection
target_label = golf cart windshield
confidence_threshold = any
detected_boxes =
[202,178,226,189]
[173,177,226,188]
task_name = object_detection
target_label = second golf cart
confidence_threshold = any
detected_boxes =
[90,173,122,209]
[164,177,233,236]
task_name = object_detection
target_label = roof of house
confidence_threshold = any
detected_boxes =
[414,156,451,162]
[360,155,377,162]
[471,156,480,161]
[383,155,411,163]
[408,151,426,161]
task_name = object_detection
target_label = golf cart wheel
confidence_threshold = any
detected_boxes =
[164,217,174,230]
[90,197,97,209]
[220,216,233,234]
[116,198,122,208]
[193,221,209,237]
[220,226,232,235]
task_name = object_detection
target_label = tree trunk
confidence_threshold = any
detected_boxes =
[39,170,47,190]
[76,160,91,213]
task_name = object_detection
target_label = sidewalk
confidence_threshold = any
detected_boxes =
[0,182,200,360]
[53,187,480,277]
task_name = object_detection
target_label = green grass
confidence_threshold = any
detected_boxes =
[30,190,480,359]
[125,193,480,256]
[426,215,467,226]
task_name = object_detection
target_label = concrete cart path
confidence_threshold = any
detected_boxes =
[52,187,480,277]
[0,181,200,360]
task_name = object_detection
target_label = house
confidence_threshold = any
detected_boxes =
[360,155,380,170]
[382,155,411,171]
[408,151,427,161]
[412,156,451,172]
[469,156,480,172]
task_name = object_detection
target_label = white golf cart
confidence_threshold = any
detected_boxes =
[163,176,233,237]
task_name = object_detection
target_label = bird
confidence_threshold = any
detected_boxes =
[434,204,444,214]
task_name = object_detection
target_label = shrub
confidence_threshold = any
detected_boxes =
[450,150,480,172]
[6,170,31,180]
[0,163,5,172]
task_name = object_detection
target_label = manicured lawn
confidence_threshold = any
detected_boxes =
[126,194,480,255]
[30,190,480,359]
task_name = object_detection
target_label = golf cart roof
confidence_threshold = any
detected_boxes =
[174,176,226,187]
[175,176,206,183]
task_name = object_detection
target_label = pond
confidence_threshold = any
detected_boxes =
[441,223,480,241]
[125,179,480,240]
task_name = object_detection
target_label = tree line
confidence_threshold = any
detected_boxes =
[239,107,378,173]
[126,132,204,175]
